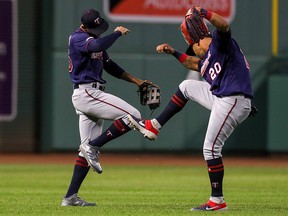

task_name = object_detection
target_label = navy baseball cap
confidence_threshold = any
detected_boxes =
[81,9,109,35]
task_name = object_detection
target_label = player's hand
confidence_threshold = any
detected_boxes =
[156,44,174,54]
[115,26,130,35]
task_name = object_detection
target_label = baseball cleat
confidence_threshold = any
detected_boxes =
[80,142,103,174]
[61,193,96,206]
[191,200,227,211]
[127,114,159,140]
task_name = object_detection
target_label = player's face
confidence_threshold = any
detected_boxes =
[192,38,212,59]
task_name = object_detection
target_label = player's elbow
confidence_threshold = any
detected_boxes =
[218,20,229,32]
[221,23,230,32]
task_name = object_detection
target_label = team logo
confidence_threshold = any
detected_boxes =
[211,182,219,188]
[94,18,101,25]
[91,52,103,59]
[106,130,113,137]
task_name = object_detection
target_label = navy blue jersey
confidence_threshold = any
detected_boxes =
[68,28,123,84]
[199,29,253,98]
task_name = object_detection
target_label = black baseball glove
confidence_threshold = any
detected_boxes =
[184,8,211,45]
[138,81,161,110]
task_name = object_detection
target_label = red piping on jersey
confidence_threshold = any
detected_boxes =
[85,89,130,115]
[85,37,94,52]
[211,99,237,158]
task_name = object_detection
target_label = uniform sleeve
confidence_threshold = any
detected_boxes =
[73,34,92,53]
[212,29,232,51]
[73,31,122,53]
[103,51,125,79]
[86,31,122,53]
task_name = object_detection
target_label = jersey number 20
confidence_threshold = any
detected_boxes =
[209,62,221,80]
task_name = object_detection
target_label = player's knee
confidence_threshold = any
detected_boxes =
[179,80,190,92]
[179,80,199,95]
[203,148,222,161]
[130,108,141,119]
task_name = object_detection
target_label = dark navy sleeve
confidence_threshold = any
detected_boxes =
[86,31,122,53]
[215,29,231,40]
[103,51,125,79]
[212,29,232,51]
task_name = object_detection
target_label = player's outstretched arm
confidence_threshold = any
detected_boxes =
[120,71,147,87]
[156,43,200,71]
[197,7,229,32]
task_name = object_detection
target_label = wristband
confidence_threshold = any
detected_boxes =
[200,8,212,20]
[172,50,188,63]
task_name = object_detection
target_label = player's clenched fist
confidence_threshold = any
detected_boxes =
[114,26,130,35]
[156,43,174,54]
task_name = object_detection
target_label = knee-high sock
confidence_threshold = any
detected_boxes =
[207,157,224,197]
[65,156,90,198]
[156,88,188,126]
[90,118,131,147]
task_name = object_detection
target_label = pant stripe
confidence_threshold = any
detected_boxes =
[85,89,130,115]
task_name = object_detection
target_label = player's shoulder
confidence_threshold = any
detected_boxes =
[72,29,93,42]
[73,29,88,37]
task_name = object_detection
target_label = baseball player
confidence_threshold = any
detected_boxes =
[61,9,156,206]
[128,7,257,211]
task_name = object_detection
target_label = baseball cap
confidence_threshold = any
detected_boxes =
[81,9,109,35]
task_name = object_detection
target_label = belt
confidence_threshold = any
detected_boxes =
[73,82,105,91]
[232,94,252,99]
[219,94,252,99]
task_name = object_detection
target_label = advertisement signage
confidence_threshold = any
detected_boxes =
[104,0,235,23]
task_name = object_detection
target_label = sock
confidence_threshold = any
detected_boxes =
[90,118,131,147]
[207,157,224,198]
[156,88,188,126]
[210,196,225,204]
[151,119,162,130]
[65,156,90,198]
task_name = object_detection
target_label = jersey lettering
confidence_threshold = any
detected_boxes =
[68,36,73,72]
[208,62,222,80]
[68,56,73,72]
[201,51,211,76]
[91,52,103,59]
[243,55,250,70]
[240,49,250,70]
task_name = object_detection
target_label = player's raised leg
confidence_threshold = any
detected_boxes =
[79,92,141,172]
[128,87,188,140]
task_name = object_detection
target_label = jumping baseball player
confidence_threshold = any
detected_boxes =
[61,9,159,206]
[128,7,257,211]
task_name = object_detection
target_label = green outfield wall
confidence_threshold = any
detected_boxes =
[0,0,287,154]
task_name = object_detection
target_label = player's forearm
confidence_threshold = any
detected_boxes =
[172,50,200,71]
[201,9,229,32]
[120,72,143,86]
[88,31,122,52]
